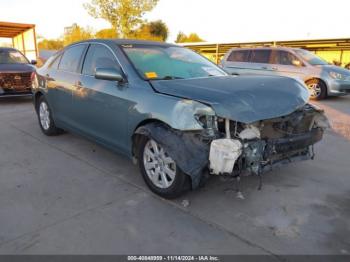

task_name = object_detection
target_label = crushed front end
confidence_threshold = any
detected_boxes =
[207,104,329,179]
[134,103,329,190]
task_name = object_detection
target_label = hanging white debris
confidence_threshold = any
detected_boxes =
[239,125,261,140]
[209,139,242,175]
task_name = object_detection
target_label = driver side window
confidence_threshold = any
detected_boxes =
[82,44,121,76]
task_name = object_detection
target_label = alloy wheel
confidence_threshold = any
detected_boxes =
[39,101,50,130]
[143,139,177,189]
[307,83,322,99]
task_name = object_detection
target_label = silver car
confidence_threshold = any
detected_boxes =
[221,47,350,100]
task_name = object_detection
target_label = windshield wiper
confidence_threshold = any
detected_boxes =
[156,76,184,80]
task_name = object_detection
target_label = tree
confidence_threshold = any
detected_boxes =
[95,28,118,39]
[131,20,168,42]
[175,32,186,43]
[38,39,64,50]
[84,0,159,38]
[148,20,168,41]
[175,32,205,43]
[131,25,162,42]
[63,25,94,46]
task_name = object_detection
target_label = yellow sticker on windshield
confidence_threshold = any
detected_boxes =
[145,72,158,79]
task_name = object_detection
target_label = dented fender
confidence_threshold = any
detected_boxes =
[127,88,217,134]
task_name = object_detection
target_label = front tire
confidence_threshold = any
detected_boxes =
[36,96,63,136]
[306,79,327,100]
[138,137,189,199]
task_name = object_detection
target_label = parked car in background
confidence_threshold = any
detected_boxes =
[32,39,328,199]
[221,47,350,100]
[0,47,37,97]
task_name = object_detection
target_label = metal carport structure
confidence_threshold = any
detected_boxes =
[0,21,38,61]
[182,38,350,65]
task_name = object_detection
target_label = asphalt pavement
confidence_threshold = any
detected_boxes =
[0,96,349,256]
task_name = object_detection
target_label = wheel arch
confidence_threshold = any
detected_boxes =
[33,91,44,111]
[131,118,170,160]
[130,118,210,190]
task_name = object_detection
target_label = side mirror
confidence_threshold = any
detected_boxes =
[292,60,302,67]
[30,60,37,65]
[95,68,124,82]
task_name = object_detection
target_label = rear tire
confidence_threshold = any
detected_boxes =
[137,136,189,199]
[306,79,327,100]
[36,96,63,136]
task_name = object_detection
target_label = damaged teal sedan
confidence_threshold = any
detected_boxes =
[32,40,329,199]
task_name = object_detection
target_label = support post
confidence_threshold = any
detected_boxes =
[33,27,38,60]
[21,33,26,56]
[340,50,344,66]
[216,43,219,64]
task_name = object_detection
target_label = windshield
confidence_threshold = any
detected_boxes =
[122,45,227,80]
[0,49,29,64]
[295,49,328,66]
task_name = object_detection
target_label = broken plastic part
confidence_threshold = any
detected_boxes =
[313,112,331,130]
[209,139,242,175]
[239,125,261,140]
[225,119,231,139]
[171,100,216,131]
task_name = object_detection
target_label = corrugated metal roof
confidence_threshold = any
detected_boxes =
[0,21,35,38]
[182,38,350,54]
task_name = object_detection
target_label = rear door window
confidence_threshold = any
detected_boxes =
[275,51,302,66]
[249,50,272,64]
[82,44,120,76]
[58,45,86,73]
[227,50,250,62]
[48,53,62,69]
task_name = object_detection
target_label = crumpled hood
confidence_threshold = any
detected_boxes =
[151,75,309,123]
[0,63,35,73]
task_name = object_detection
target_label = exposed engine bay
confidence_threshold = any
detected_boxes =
[134,104,329,190]
[209,104,329,178]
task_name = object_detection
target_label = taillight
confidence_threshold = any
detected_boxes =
[31,72,39,89]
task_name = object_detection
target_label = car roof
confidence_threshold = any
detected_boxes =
[229,46,301,52]
[0,47,18,51]
[67,39,178,48]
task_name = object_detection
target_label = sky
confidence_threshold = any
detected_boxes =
[0,0,349,43]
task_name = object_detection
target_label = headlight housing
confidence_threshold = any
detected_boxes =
[171,100,217,131]
[195,114,218,130]
[329,71,349,80]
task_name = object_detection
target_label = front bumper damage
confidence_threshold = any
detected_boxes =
[206,104,329,192]
[209,104,328,178]
[134,104,329,190]
[209,128,323,176]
